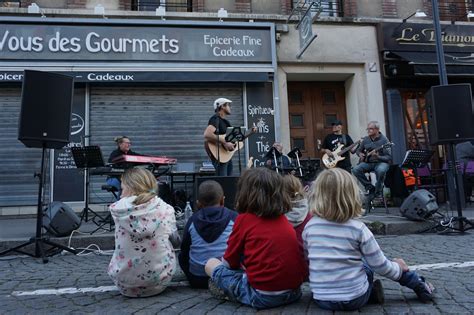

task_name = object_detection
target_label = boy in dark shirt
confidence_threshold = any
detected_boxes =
[179,180,237,288]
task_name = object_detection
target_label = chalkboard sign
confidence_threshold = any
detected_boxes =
[246,82,276,167]
[51,87,86,202]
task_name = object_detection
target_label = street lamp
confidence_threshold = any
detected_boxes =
[402,9,428,23]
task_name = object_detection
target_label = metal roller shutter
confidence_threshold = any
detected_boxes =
[0,86,45,206]
[89,83,244,203]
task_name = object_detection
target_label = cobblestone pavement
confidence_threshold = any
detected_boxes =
[0,234,473,314]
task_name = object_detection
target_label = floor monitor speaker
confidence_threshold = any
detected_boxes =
[426,84,474,144]
[18,70,74,149]
[43,202,81,237]
[400,189,438,221]
[195,176,239,209]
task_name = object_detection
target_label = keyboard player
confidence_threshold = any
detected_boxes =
[106,136,141,197]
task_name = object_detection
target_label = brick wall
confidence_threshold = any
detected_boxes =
[343,0,357,17]
[193,0,205,12]
[235,0,251,13]
[66,0,87,9]
[20,0,34,7]
[280,0,292,15]
[382,0,397,18]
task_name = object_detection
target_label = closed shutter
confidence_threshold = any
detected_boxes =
[89,84,243,202]
[0,87,44,206]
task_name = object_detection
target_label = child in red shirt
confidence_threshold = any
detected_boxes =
[205,168,308,309]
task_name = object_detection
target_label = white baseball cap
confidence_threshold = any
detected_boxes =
[213,97,232,110]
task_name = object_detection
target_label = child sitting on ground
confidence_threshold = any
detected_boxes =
[303,168,435,311]
[108,168,178,297]
[179,180,238,288]
[205,168,308,309]
[282,174,312,247]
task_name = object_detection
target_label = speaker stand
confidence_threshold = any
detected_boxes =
[420,144,474,234]
[0,146,76,263]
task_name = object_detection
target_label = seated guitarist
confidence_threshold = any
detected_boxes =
[352,121,392,201]
[204,98,235,176]
[321,120,356,173]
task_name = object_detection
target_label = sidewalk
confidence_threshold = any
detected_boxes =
[1,205,473,254]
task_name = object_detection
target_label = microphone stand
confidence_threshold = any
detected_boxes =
[215,113,221,175]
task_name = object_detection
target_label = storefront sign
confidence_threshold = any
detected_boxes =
[246,82,276,167]
[0,22,272,63]
[382,22,474,53]
[0,70,270,83]
[51,88,86,203]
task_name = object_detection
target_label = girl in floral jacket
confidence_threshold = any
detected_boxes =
[108,168,178,297]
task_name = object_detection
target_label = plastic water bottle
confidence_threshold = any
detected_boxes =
[184,201,193,221]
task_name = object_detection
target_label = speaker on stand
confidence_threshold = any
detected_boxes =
[0,70,77,263]
[425,84,474,232]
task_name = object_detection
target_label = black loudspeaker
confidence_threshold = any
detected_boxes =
[400,189,439,221]
[18,70,74,149]
[195,176,239,209]
[426,84,474,144]
[43,202,81,237]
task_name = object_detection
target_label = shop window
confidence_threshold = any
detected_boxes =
[291,0,343,17]
[403,91,430,150]
[131,0,192,12]
[322,90,336,105]
[292,138,306,151]
[324,114,337,127]
[290,114,304,128]
[289,91,303,105]
[437,0,469,21]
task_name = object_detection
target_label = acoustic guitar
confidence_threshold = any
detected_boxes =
[204,128,256,163]
[322,140,361,169]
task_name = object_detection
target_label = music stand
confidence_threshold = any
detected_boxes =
[402,150,434,190]
[72,146,105,223]
[226,127,246,174]
[288,147,303,177]
[265,146,282,174]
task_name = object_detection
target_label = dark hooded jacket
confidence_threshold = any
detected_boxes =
[179,206,237,277]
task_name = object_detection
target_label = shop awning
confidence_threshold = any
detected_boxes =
[387,51,474,76]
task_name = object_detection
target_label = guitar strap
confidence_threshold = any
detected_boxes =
[342,134,347,146]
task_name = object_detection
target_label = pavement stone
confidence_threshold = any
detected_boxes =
[0,234,474,314]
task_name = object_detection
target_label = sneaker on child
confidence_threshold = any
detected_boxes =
[414,277,435,303]
[368,279,385,305]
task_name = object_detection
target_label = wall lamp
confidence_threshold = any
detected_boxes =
[403,10,428,23]
[217,8,228,22]
[27,3,46,17]
[27,3,40,14]
[155,5,166,20]
[94,4,105,15]
[468,11,474,18]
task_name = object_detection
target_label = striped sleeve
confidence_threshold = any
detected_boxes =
[359,225,401,281]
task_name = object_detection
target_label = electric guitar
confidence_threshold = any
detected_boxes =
[204,128,256,163]
[322,140,361,169]
[359,142,394,163]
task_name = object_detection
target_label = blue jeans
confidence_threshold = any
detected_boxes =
[315,266,426,311]
[106,177,121,200]
[212,265,302,309]
[352,162,390,194]
[213,160,233,176]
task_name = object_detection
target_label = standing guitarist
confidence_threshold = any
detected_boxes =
[321,120,356,172]
[352,121,392,201]
[204,97,236,176]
